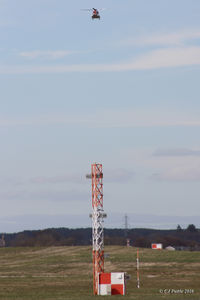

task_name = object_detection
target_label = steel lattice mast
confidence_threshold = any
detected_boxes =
[90,163,105,295]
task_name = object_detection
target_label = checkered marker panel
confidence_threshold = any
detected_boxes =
[151,243,163,249]
[98,273,125,295]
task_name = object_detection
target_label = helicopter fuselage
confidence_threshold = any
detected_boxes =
[92,14,100,19]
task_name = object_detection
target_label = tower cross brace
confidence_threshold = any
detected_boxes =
[87,163,105,295]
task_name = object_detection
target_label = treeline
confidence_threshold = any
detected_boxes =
[3,228,92,247]
[1,224,200,249]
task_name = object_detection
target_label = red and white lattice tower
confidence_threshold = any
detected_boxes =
[90,163,105,295]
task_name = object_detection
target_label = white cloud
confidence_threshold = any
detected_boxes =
[121,147,200,182]
[30,174,83,184]
[0,189,88,202]
[2,46,200,73]
[19,50,77,60]
[122,29,200,47]
[152,166,200,182]
[129,46,200,70]
[148,148,200,182]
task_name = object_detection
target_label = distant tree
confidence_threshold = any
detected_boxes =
[186,224,197,232]
[104,236,125,246]
[134,237,151,248]
[162,235,187,247]
[176,224,182,232]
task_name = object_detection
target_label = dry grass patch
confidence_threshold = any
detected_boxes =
[0,246,199,300]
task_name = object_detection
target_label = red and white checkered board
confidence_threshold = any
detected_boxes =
[151,243,162,250]
[98,272,125,295]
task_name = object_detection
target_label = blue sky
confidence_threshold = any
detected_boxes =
[1,0,200,232]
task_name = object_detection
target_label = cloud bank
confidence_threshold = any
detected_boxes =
[30,174,83,185]
[19,50,77,60]
[123,29,200,47]
[1,46,200,74]
[152,167,200,182]
[0,189,89,202]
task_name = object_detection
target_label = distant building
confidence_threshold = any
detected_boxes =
[151,243,163,250]
[165,246,175,251]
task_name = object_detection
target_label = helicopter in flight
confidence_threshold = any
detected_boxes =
[81,8,104,20]
[92,8,100,19]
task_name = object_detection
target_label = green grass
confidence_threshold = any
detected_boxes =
[0,246,199,299]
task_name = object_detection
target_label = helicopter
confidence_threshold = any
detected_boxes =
[81,8,103,20]
[92,8,100,19]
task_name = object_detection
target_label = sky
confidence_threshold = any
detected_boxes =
[1,0,200,232]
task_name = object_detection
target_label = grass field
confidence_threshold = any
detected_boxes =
[0,246,199,300]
